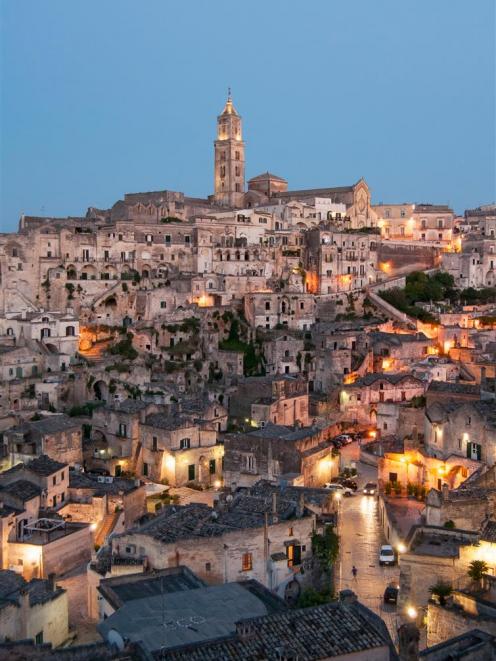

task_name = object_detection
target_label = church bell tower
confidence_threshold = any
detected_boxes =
[214,90,245,207]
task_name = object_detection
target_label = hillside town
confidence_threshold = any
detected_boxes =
[0,94,495,660]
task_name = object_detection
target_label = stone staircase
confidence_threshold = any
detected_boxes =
[94,511,119,547]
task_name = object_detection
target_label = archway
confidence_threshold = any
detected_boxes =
[94,380,109,402]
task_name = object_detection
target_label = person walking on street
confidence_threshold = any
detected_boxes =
[352,565,358,578]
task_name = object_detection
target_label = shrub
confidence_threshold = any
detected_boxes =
[444,520,455,529]
[429,581,453,605]
[468,560,489,582]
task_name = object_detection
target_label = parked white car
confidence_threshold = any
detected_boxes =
[324,482,353,496]
[379,544,396,566]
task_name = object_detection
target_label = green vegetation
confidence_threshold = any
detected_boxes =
[105,363,130,373]
[311,525,339,572]
[218,318,264,376]
[443,520,455,529]
[410,395,426,408]
[160,216,182,224]
[379,271,457,323]
[468,560,489,582]
[68,401,104,417]
[296,588,333,608]
[108,333,138,361]
[429,581,453,606]
[459,287,496,305]
[65,283,75,300]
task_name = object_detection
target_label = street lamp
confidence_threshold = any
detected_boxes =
[407,605,417,619]
[397,542,407,554]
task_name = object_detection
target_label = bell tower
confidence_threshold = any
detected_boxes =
[214,90,245,207]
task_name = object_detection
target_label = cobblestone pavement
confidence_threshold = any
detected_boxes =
[338,443,401,646]
[58,563,100,645]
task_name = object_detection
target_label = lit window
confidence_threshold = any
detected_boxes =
[242,553,253,571]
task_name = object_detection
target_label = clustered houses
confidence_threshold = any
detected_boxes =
[442,204,496,288]
[100,481,332,601]
[373,203,455,248]
[2,91,496,655]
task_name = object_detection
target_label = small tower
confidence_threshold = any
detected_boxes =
[214,89,245,207]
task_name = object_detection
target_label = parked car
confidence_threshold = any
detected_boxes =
[383,584,399,604]
[379,545,396,566]
[335,477,358,491]
[324,482,353,496]
[363,482,377,495]
[334,434,353,445]
[332,438,344,449]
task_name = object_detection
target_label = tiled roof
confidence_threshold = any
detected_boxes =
[26,454,66,476]
[156,598,395,660]
[481,520,496,543]
[0,479,41,502]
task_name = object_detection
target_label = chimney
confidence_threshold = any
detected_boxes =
[47,572,56,592]
[398,622,420,661]
[441,483,450,500]
[339,589,357,605]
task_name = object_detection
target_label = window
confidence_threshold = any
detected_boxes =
[466,417,471,426]
[61,471,64,481]
[53,495,57,507]
[235,151,240,161]
[35,632,43,645]
[143,462,149,476]
[160,301,167,309]
[235,183,241,192]
[209,459,216,474]
[12,248,18,257]
[6,327,13,336]
[242,552,253,571]
[265,301,271,311]
[188,464,195,481]
[400,208,406,218]
[53,475,56,486]
[152,436,158,451]
[205,562,211,572]
[65,326,75,336]
[41,328,51,339]
[184,235,191,244]
[61,492,65,502]
[244,454,256,472]
[180,438,190,450]
[289,527,294,536]
[119,423,127,437]
[287,544,301,567]
[165,235,171,245]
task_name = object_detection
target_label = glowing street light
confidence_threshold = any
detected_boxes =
[407,606,417,619]
[397,542,407,554]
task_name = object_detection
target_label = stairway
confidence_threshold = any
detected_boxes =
[94,511,119,547]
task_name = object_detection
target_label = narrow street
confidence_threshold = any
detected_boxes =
[337,443,400,644]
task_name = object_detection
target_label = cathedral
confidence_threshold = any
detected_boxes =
[211,91,373,227]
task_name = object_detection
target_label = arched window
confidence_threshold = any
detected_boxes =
[65,326,75,336]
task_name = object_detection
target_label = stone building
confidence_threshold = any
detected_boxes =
[110,482,320,600]
[3,415,83,467]
[139,412,223,486]
[213,92,245,208]
[244,292,316,331]
[425,399,496,465]
[223,423,339,488]
[339,372,426,424]
[0,570,69,647]
[229,374,309,428]
[304,225,379,295]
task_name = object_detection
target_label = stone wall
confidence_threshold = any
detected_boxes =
[427,600,496,648]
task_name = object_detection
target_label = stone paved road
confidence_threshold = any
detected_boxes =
[338,443,401,645]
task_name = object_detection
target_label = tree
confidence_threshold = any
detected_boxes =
[429,581,452,605]
[468,560,489,583]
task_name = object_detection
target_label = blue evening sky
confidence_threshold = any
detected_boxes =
[1,0,495,231]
